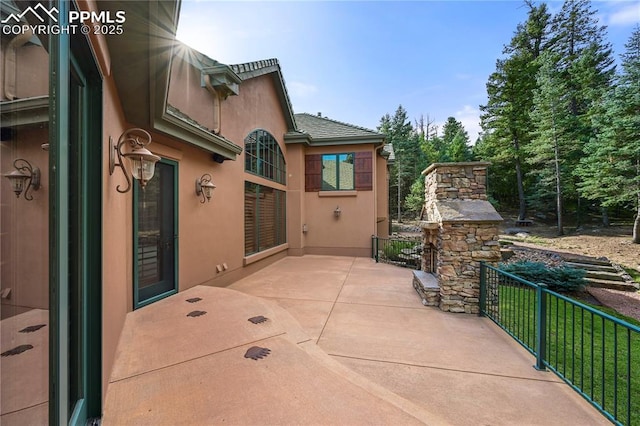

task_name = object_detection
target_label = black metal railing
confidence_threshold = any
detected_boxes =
[371,236,435,271]
[480,262,640,425]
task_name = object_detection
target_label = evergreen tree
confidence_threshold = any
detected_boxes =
[547,0,616,224]
[404,178,426,217]
[527,51,574,235]
[439,117,469,162]
[378,105,424,221]
[479,2,551,220]
[448,130,472,162]
[578,27,640,243]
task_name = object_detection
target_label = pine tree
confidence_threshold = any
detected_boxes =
[479,2,551,220]
[527,51,574,235]
[578,27,640,243]
[448,130,472,162]
[547,0,616,224]
[378,105,424,221]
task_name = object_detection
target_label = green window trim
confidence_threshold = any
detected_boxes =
[321,153,355,191]
[244,129,286,184]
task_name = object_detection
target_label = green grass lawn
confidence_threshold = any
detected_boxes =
[490,285,640,425]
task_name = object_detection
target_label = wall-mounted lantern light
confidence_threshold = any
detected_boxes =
[195,173,216,203]
[4,158,40,201]
[109,128,160,193]
[334,205,341,218]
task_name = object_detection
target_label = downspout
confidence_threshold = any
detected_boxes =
[3,30,34,100]
[203,74,221,135]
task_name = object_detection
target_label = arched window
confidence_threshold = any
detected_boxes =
[244,129,286,184]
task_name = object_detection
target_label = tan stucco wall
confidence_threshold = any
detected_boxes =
[285,143,305,255]
[101,75,133,398]
[300,146,378,257]
[167,56,216,130]
[0,127,49,319]
[376,151,390,238]
[1,36,49,318]
[0,40,49,101]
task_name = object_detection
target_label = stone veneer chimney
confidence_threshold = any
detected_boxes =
[420,162,503,313]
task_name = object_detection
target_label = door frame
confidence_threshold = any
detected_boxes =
[49,1,102,423]
[132,157,179,309]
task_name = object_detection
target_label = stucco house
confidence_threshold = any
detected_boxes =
[0,0,389,424]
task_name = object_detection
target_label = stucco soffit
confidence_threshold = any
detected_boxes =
[0,96,49,127]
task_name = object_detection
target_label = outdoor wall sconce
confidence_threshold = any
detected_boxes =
[109,128,160,193]
[334,206,341,218]
[195,173,216,203]
[4,158,40,200]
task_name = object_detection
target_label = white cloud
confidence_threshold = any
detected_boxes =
[288,81,319,98]
[455,105,482,142]
[607,3,639,27]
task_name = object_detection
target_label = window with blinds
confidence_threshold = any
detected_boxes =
[245,182,286,255]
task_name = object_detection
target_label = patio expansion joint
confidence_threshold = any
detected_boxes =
[108,332,287,385]
[328,354,564,384]
[316,257,357,344]
[261,295,338,304]
[334,300,429,310]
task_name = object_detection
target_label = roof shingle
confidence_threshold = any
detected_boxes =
[294,113,384,141]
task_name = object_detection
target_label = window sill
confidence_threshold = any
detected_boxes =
[243,243,289,266]
[318,191,357,197]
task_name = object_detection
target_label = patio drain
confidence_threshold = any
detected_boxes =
[19,324,46,333]
[244,346,270,360]
[186,310,207,317]
[248,316,268,324]
[186,297,202,303]
[1,344,34,357]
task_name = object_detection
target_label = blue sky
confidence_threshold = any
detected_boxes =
[176,1,639,141]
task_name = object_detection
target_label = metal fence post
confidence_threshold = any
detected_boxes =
[371,235,375,259]
[535,283,548,371]
[373,236,379,263]
[479,262,486,317]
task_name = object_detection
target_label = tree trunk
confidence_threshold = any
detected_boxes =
[513,136,526,221]
[554,138,564,236]
[397,162,402,223]
[515,159,526,221]
[633,194,640,244]
[634,165,640,243]
[601,206,609,227]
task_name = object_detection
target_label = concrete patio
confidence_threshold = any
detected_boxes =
[103,255,608,425]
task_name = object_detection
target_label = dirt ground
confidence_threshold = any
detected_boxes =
[499,220,640,273]
[499,218,640,322]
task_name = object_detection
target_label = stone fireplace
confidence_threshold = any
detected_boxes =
[416,162,503,313]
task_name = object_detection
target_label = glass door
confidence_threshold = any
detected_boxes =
[134,159,178,308]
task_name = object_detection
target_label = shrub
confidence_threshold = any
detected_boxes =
[382,240,417,262]
[499,261,587,293]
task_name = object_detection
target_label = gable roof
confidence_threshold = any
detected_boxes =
[229,59,296,132]
[288,113,385,146]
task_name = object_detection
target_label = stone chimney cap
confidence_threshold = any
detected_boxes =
[422,161,491,176]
